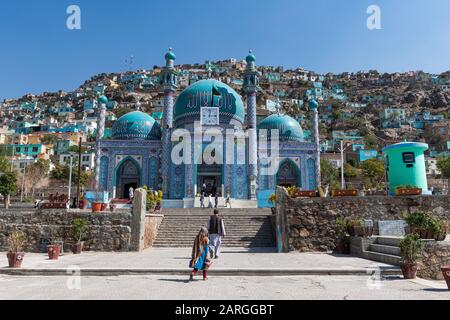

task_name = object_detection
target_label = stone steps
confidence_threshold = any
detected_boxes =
[364,236,402,266]
[368,243,401,256]
[154,209,275,248]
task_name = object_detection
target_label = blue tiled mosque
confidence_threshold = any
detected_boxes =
[97,49,321,208]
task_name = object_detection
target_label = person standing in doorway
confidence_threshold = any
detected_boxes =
[225,192,232,208]
[200,192,205,209]
[208,209,226,259]
[207,193,213,208]
[128,186,134,202]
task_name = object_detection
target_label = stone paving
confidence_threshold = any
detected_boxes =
[0,275,448,300]
[0,247,398,272]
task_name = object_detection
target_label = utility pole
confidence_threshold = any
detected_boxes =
[68,156,73,209]
[76,137,82,208]
[340,140,345,189]
[20,169,25,202]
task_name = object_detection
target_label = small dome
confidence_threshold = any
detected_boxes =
[112,111,161,140]
[165,48,176,61]
[258,114,304,142]
[309,100,319,109]
[98,95,108,104]
[246,50,256,63]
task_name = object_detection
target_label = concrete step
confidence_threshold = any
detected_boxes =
[364,251,401,266]
[369,244,401,256]
[375,236,402,247]
[161,208,272,215]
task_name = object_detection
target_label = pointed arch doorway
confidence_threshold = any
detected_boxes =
[115,158,141,199]
[276,159,301,188]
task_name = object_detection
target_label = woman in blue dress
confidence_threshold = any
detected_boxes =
[189,227,211,281]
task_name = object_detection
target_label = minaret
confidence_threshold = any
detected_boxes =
[94,95,108,190]
[243,50,259,200]
[309,100,321,188]
[160,48,178,198]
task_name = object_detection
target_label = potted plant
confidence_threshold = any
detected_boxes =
[332,189,358,197]
[71,218,87,254]
[429,218,448,241]
[47,241,62,260]
[345,218,363,237]
[441,266,450,291]
[92,190,104,213]
[334,218,349,254]
[399,234,424,279]
[395,185,422,196]
[6,230,27,268]
[404,210,433,239]
[268,193,276,214]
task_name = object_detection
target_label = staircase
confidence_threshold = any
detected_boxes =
[363,236,402,265]
[153,208,275,248]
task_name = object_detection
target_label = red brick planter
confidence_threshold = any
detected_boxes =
[332,189,357,197]
[441,267,450,291]
[396,188,422,196]
[400,262,418,279]
[6,252,25,268]
[47,245,61,260]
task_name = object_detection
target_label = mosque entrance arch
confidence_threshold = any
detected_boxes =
[115,158,141,199]
[276,159,301,188]
[196,148,223,196]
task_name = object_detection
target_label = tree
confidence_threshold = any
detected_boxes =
[364,134,379,149]
[321,159,340,189]
[51,164,92,188]
[114,107,133,119]
[0,156,10,173]
[437,157,450,178]
[24,159,50,198]
[0,172,18,209]
[359,158,385,188]
[344,162,358,179]
[68,145,87,153]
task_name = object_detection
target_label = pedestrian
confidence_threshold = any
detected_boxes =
[208,209,226,259]
[189,227,212,281]
[200,192,205,208]
[207,193,213,208]
[225,192,231,208]
[128,186,134,201]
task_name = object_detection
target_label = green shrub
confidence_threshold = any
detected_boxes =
[399,234,424,264]
[335,218,347,238]
[72,219,87,243]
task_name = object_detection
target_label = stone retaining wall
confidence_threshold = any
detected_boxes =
[418,241,450,280]
[144,214,164,249]
[0,209,133,252]
[275,186,450,252]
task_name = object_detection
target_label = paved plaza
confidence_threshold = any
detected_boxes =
[0,274,448,300]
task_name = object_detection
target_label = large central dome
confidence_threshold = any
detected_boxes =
[174,79,245,126]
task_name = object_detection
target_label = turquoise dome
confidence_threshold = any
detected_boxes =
[246,51,256,63]
[174,79,245,125]
[309,100,319,110]
[165,49,176,61]
[112,111,161,140]
[98,95,108,104]
[258,114,304,142]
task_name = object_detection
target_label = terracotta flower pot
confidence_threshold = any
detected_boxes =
[7,252,25,268]
[47,245,61,260]
[441,266,450,291]
[400,262,418,279]
[334,239,349,254]
[92,202,103,213]
[71,242,84,254]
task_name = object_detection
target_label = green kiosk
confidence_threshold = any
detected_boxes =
[382,141,430,196]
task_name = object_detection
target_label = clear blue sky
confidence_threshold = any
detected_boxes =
[1,0,450,100]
